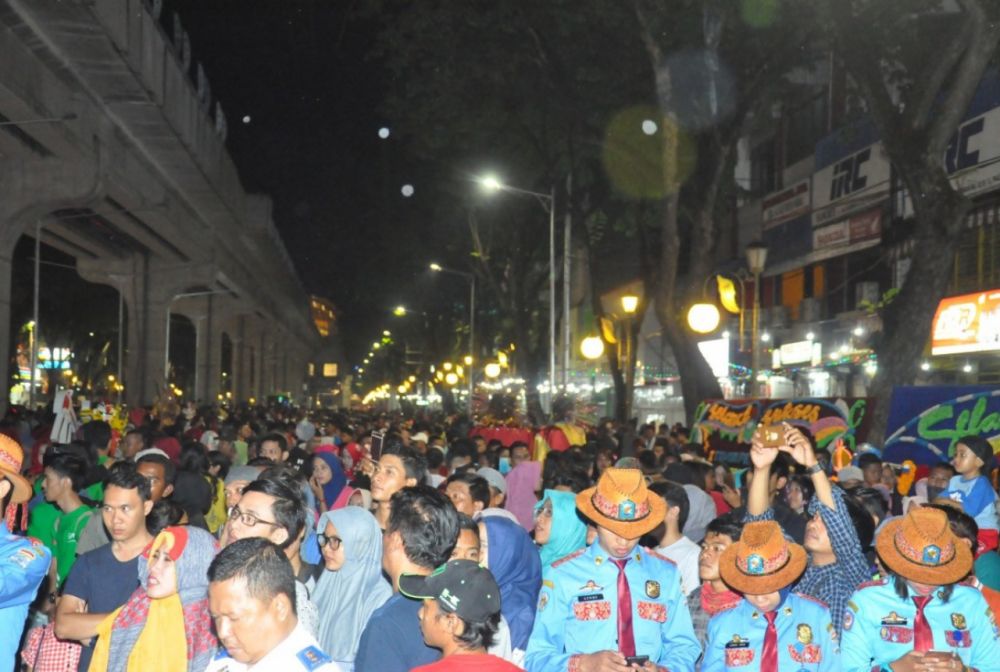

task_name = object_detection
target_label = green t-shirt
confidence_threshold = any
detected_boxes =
[234,440,249,466]
[53,505,94,585]
[27,500,60,550]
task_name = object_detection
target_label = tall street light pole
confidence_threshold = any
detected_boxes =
[429,263,475,416]
[745,243,769,398]
[480,176,556,406]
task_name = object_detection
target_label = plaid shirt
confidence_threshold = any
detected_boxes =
[745,485,869,637]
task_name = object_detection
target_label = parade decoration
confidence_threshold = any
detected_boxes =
[691,397,870,466]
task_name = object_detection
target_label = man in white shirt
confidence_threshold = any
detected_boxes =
[206,538,339,672]
[652,481,700,596]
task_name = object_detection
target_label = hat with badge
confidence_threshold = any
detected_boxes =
[0,434,32,504]
[875,507,972,585]
[575,467,666,539]
[719,520,807,595]
[399,559,501,623]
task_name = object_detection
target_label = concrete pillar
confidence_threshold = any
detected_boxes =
[207,321,224,403]
[0,157,105,413]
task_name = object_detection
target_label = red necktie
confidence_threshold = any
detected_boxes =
[613,559,636,657]
[913,596,934,652]
[761,611,778,672]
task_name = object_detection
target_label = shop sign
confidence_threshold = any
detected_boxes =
[762,179,810,230]
[812,208,882,250]
[930,288,1000,355]
[775,340,821,367]
[812,134,891,228]
[692,397,870,466]
[883,387,1000,465]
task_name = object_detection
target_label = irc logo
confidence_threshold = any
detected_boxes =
[945,117,984,174]
[829,148,870,200]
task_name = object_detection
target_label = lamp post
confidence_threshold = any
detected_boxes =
[620,294,638,422]
[580,335,604,403]
[745,242,769,397]
[480,175,556,406]
[429,263,475,416]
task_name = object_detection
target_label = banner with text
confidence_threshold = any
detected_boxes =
[882,386,1000,466]
[692,397,870,466]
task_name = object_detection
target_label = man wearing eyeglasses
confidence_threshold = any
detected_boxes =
[222,476,320,636]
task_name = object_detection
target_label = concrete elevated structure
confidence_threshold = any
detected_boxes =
[0,0,321,408]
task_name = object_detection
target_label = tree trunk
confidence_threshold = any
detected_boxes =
[866,167,969,442]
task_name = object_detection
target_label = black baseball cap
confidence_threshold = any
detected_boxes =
[399,560,501,622]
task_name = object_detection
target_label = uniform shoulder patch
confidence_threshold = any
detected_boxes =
[794,592,830,610]
[644,548,677,566]
[552,548,586,568]
[296,645,332,671]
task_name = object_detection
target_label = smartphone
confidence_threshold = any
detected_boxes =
[759,424,784,448]
[625,655,649,667]
[370,430,386,461]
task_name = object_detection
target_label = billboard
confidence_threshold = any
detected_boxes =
[691,397,870,466]
[882,386,1000,466]
[930,288,1000,355]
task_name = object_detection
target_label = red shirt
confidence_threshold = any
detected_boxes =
[412,653,521,672]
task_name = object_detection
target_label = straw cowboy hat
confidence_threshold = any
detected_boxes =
[0,434,33,504]
[875,507,971,586]
[719,520,807,595]
[576,468,666,538]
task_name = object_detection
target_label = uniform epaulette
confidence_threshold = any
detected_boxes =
[794,592,829,609]
[856,578,887,590]
[552,548,586,568]
[644,548,677,566]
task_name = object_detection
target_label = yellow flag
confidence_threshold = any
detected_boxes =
[600,316,618,344]
[717,275,740,313]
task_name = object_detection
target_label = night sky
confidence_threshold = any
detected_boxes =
[166,1,435,363]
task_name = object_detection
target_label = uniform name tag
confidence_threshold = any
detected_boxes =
[577,593,605,602]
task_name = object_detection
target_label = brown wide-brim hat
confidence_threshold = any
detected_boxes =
[876,507,972,585]
[719,520,807,595]
[0,434,32,504]
[576,467,666,539]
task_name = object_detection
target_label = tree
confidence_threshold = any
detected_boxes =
[633,0,817,420]
[824,0,1000,441]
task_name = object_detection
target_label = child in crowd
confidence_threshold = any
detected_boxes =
[946,435,1000,553]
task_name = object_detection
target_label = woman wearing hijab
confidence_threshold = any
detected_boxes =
[533,488,586,569]
[504,459,542,530]
[480,515,542,658]
[89,526,218,672]
[309,452,349,512]
[312,507,392,671]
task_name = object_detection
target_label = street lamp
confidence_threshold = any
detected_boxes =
[430,262,475,416]
[393,305,407,317]
[687,303,721,334]
[745,242,769,397]
[479,174,557,403]
[621,294,639,422]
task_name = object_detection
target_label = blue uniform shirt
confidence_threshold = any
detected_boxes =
[702,593,840,672]
[0,530,50,672]
[841,578,1000,672]
[525,542,700,672]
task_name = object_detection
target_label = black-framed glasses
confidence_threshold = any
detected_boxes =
[228,505,281,529]
[317,534,342,550]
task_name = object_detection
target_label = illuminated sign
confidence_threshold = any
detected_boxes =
[322,363,338,377]
[773,340,822,367]
[931,289,1000,355]
[697,338,730,378]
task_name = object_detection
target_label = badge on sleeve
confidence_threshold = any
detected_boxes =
[842,611,854,632]
[296,646,332,671]
[645,580,660,598]
[951,613,967,630]
[538,592,549,612]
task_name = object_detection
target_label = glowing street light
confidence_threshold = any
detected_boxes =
[393,305,407,317]
[621,294,639,314]
[484,362,502,379]
[687,303,721,334]
[580,336,605,361]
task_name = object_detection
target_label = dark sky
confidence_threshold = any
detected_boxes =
[166,1,429,363]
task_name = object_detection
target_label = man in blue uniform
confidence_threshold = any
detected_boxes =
[703,519,839,672]
[0,435,51,672]
[841,507,1000,672]
[526,467,700,672]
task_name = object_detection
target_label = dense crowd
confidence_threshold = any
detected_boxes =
[0,401,998,671]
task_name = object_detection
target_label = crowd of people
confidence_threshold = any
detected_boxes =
[0,400,998,671]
